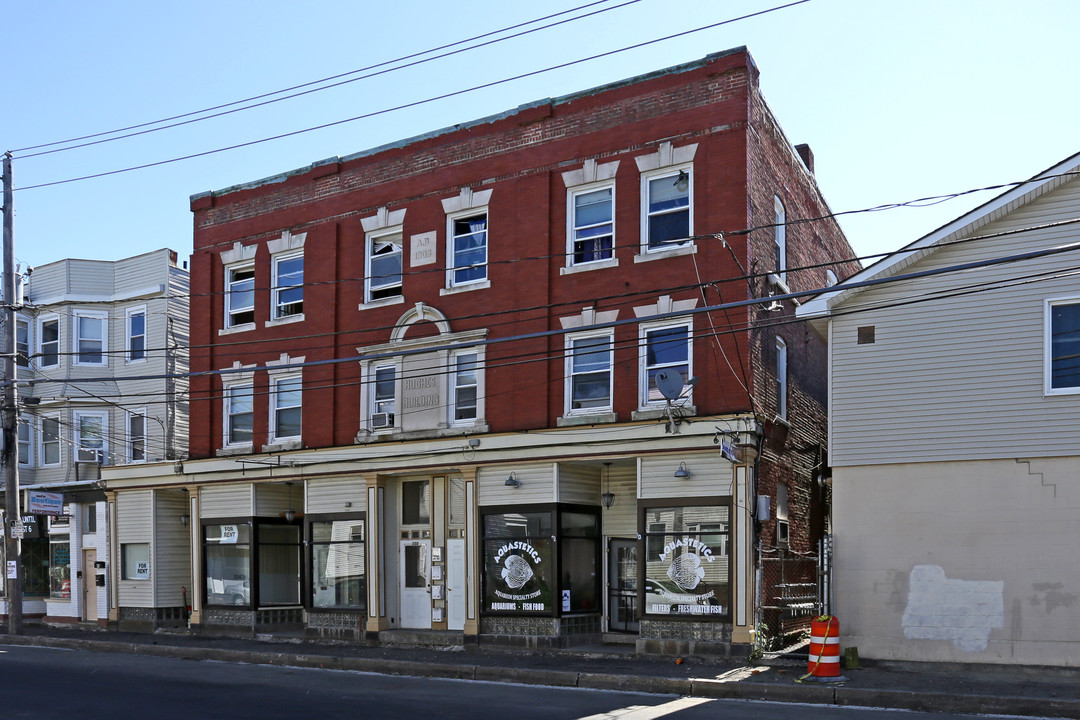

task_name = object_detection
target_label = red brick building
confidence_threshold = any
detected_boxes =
[107,47,856,653]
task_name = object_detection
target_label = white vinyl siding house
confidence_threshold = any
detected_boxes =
[798,152,1080,667]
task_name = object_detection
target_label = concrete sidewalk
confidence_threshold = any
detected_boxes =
[2,626,1079,718]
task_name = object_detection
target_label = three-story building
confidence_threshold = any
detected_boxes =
[7,248,189,627]
[105,48,856,654]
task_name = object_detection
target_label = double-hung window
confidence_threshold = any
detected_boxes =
[128,411,146,462]
[371,365,396,429]
[74,412,107,464]
[1047,299,1080,393]
[642,167,692,250]
[271,376,302,441]
[127,307,146,362]
[451,352,478,423]
[774,196,787,283]
[449,213,488,286]
[775,336,788,420]
[225,385,254,447]
[40,415,61,466]
[17,418,32,466]
[366,233,403,302]
[566,331,613,414]
[38,316,60,368]
[74,311,107,365]
[16,319,29,368]
[272,253,304,319]
[569,185,614,266]
[641,322,692,406]
[226,264,256,328]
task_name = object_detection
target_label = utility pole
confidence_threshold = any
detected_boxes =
[2,152,22,634]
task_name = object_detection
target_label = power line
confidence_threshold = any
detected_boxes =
[12,0,640,158]
[20,224,1080,390]
[14,1,812,191]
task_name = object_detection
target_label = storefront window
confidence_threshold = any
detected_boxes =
[121,543,150,580]
[205,523,251,607]
[559,512,599,613]
[20,517,48,596]
[482,506,601,616]
[483,511,553,614]
[311,518,365,610]
[50,538,71,599]
[258,523,301,606]
[643,504,730,618]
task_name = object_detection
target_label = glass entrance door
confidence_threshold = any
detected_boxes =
[608,538,639,633]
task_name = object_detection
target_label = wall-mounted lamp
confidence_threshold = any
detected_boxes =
[674,169,690,193]
[674,462,692,480]
[505,472,521,488]
[180,514,190,527]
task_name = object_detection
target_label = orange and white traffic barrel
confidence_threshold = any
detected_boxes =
[806,615,841,678]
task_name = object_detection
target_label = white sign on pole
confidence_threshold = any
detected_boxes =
[6,561,16,579]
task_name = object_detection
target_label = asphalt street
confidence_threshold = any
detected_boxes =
[0,644,1049,720]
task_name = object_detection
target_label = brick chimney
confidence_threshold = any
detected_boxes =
[795,143,814,174]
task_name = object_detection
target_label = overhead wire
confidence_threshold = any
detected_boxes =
[13,0,813,191]
[12,0,641,158]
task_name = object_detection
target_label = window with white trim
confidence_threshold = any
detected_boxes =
[127,306,146,362]
[17,417,32,467]
[366,232,403,302]
[642,166,692,250]
[448,212,487,286]
[225,384,254,447]
[226,263,256,328]
[370,365,396,429]
[451,352,478,423]
[565,331,613,414]
[38,316,59,368]
[272,252,304,319]
[1047,299,1080,393]
[776,336,788,420]
[74,411,107,464]
[640,321,692,407]
[40,415,61,466]
[16,318,29,368]
[128,411,146,462]
[74,311,107,366]
[568,184,614,266]
[774,196,787,282]
[270,375,302,442]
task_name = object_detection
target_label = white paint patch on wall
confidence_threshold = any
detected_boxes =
[901,565,1004,652]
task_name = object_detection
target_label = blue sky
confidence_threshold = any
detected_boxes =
[6,0,1078,273]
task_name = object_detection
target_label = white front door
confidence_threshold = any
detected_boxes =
[446,538,466,631]
[82,549,98,622]
[399,540,431,628]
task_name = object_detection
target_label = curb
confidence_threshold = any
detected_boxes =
[4,634,1080,718]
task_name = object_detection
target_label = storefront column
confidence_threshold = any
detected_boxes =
[106,491,119,623]
[187,486,201,625]
[732,464,753,645]
[462,467,479,638]
[365,476,388,636]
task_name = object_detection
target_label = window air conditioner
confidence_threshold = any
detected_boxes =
[371,412,394,429]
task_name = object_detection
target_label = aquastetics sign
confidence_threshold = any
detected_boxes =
[488,540,547,612]
[647,538,725,616]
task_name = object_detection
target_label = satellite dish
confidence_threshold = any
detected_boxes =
[655,370,686,400]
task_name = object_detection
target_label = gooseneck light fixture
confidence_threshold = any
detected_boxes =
[505,472,521,488]
[674,462,692,480]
